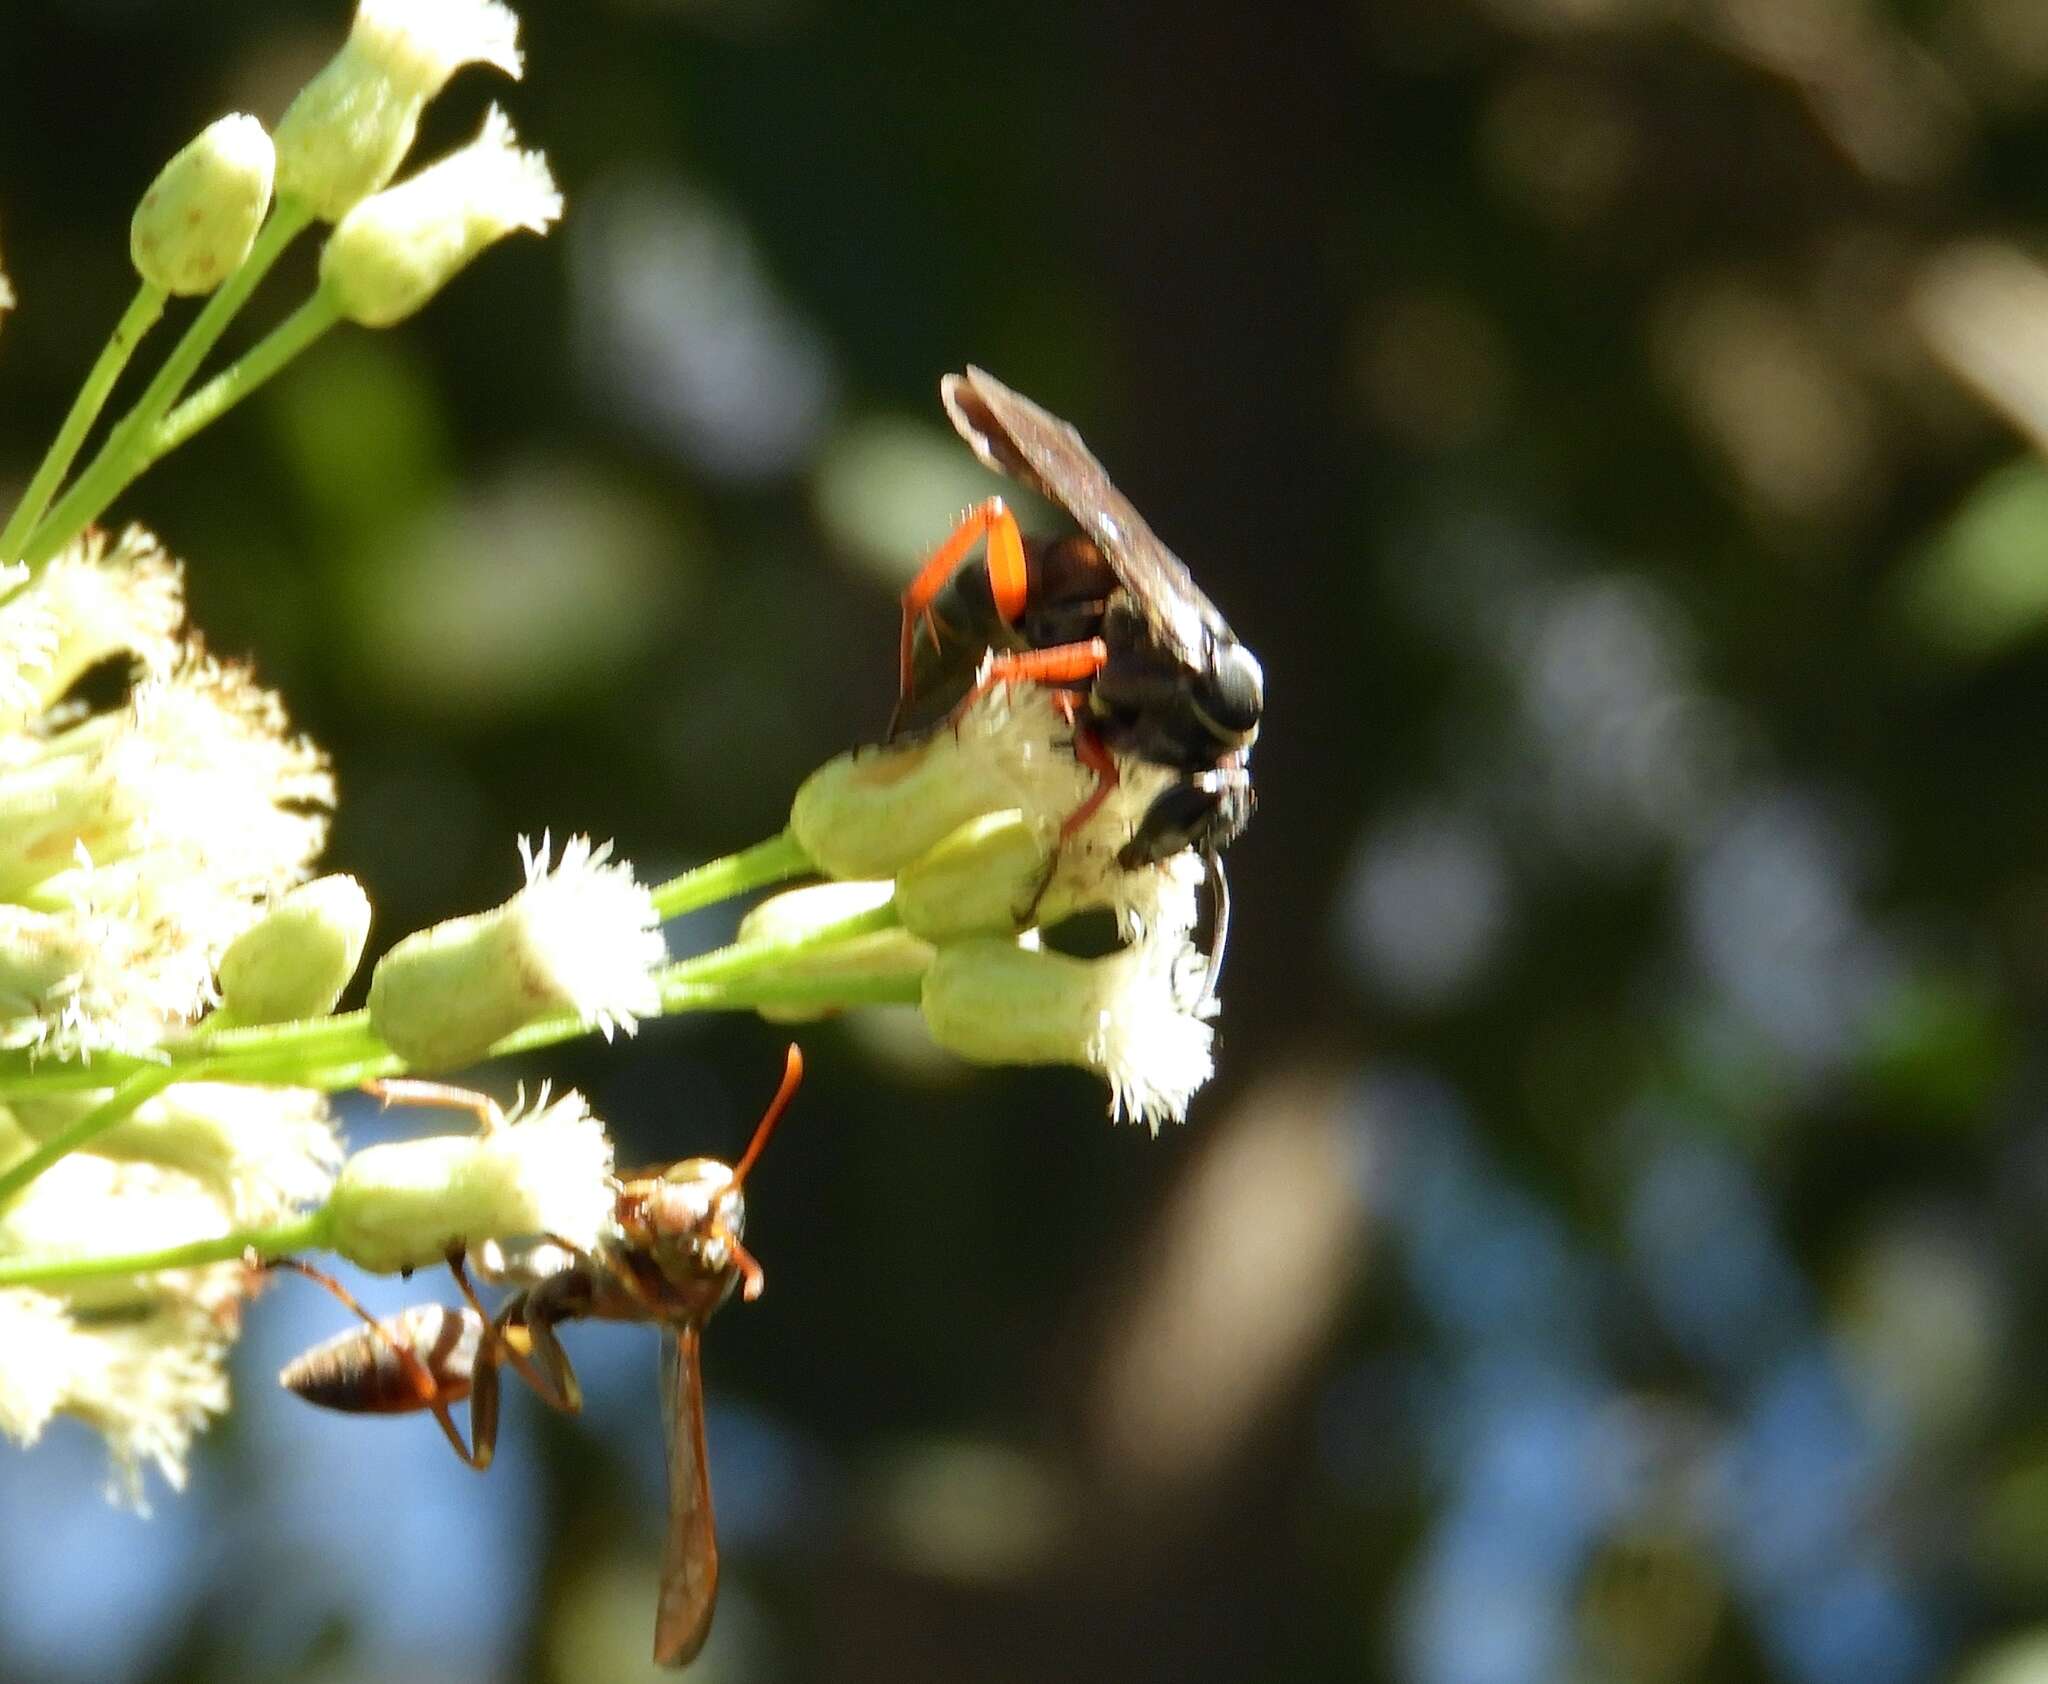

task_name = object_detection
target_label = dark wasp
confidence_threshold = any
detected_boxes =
[891,368,1263,963]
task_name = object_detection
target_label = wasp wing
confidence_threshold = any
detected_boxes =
[653,1322,719,1667]
[941,365,1228,668]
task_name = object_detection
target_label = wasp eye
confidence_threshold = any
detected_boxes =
[1195,641,1264,738]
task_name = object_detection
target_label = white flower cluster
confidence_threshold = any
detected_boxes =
[0,0,590,1510]
[0,527,343,1502]
[0,528,331,1051]
[785,685,1217,1130]
[0,1085,343,1506]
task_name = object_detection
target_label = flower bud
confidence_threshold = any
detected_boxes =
[324,1091,612,1273]
[736,882,934,1023]
[368,836,659,1069]
[791,687,1176,888]
[216,875,372,1025]
[130,115,275,296]
[275,0,523,220]
[792,725,1044,883]
[319,106,559,328]
[921,931,1215,1130]
[895,812,1065,941]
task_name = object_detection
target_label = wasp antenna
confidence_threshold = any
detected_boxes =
[731,1043,802,1187]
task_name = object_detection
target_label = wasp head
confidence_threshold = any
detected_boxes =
[626,1158,747,1291]
[1191,637,1263,747]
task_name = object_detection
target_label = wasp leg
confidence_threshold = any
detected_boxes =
[1058,714,1122,841]
[514,1304,585,1416]
[947,636,1110,730]
[361,1078,507,1135]
[269,1256,486,1468]
[893,497,1027,732]
[1009,693,1125,924]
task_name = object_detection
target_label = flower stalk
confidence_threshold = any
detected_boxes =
[19,200,315,570]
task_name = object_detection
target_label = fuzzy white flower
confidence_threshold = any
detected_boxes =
[62,1303,235,1508]
[275,0,524,220]
[0,1150,256,1506]
[0,527,181,733]
[326,1087,615,1272]
[0,625,333,1051]
[0,1289,73,1442]
[920,910,1216,1131]
[320,106,561,328]
[368,834,661,1068]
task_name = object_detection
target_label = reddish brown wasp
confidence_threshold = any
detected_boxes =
[892,368,1262,870]
[277,1048,804,1669]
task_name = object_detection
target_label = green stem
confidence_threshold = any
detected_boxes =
[0,284,167,564]
[21,199,314,568]
[0,1062,194,1211]
[649,828,812,920]
[0,1207,333,1290]
[0,879,901,1100]
[152,292,341,457]
[660,899,901,984]
[661,969,925,1014]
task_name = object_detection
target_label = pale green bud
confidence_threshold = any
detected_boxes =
[274,0,523,220]
[325,1091,612,1273]
[368,836,658,1069]
[736,882,934,1023]
[894,812,1074,941]
[216,875,372,1025]
[130,115,275,295]
[921,932,1215,1130]
[319,106,560,328]
[792,688,1178,896]
[792,729,1046,883]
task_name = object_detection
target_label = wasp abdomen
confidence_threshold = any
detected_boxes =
[279,1303,485,1413]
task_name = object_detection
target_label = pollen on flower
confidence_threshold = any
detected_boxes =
[513,833,663,1038]
[1089,931,1217,1131]
[920,914,1217,1131]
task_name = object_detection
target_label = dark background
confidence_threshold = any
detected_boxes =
[5,1,2048,1680]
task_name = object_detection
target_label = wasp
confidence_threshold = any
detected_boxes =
[277,1048,803,1669]
[891,368,1263,957]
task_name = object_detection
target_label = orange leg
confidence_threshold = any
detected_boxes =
[1059,718,1122,841]
[1016,695,1123,925]
[951,636,1110,724]
[897,498,1027,703]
